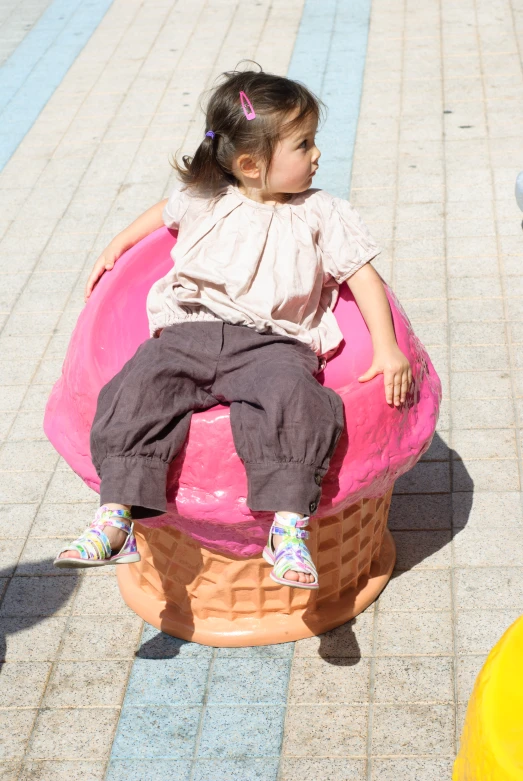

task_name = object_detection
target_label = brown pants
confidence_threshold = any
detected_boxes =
[90,321,344,519]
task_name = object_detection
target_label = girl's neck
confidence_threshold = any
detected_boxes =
[237,183,291,206]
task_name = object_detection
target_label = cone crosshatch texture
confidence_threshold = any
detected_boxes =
[116,490,395,646]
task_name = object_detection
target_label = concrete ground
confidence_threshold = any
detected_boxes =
[1,0,523,778]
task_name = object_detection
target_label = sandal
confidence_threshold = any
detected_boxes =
[262,513,319,590]
[53,504,141,569]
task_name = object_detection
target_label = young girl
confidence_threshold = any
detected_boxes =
[54,68,412,589]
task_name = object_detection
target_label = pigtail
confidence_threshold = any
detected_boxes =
[172,132,234,193]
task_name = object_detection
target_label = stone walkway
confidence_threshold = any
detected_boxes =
[1,0,523,778]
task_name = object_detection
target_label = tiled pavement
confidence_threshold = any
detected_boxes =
[1,0,523,778]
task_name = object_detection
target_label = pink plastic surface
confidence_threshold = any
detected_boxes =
[44,227,441,557]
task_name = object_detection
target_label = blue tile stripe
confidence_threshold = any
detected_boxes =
[288,0,372,198]
[104,1,372,778]
[0,0,115,171]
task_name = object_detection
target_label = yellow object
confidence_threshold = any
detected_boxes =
[454,615,523,780]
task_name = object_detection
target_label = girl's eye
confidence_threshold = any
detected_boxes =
[299,140,308,149]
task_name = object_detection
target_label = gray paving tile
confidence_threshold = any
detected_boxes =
[456,610,520,654]
[378,570,451,611]
[455,567,523,610]
[126,657,210,706]
[451,344,509,372]
[193,759,279,781]
[294,611,375,657]
[199,705,285,758]
[0,616,68,661]
[452,428,516,460]
[391,530,452,570]
[30,501,98,538]
[0,661,50,707]
[376,611,453,655]
[59,615,142,660]
[6,412,49,442]
[283,704,368,757]
[453,458,520,491]
[371,758,455,780]
[394,461,450,493]
[0,386,26,411]
[18,763,106,780]
[208,657,290,705]
[43,471,97,504]
[106,760,191,781]
[448,298,504,323]
[0,471,50,504]
[373,656,453,703]
[451,398,515,429]
[280,758,366,781]
[450,371,512,400]
[0,538,25,575]
[456,655,487,704]
[388,494,451,530]
[112,705,201,759]
[0,575,77,616]
[453,491,523,528]
[42,660,132,708]
[0,710,37,759]
[288,658,370,705]
[16,539,80,576]
[72,573,134,615]
[453,525,523,567]
[26,708,120,760]
[0,441,59,472]
[0,763,20,781]
[371,703,454,755]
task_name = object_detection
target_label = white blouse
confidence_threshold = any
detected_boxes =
[146,184,380,358]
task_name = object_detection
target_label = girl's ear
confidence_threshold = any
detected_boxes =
[236,153,261,179]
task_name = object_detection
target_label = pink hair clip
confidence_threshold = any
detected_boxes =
[239,91,256,120]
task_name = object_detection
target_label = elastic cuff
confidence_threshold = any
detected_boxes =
[99,455,169,520]
[245,462,323,516]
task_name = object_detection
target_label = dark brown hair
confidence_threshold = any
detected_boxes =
[172,64,324,195]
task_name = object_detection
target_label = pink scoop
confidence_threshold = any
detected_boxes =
[44,228,441,557]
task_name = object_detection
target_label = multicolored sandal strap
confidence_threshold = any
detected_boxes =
[57,506,134,562]
[272,526,309,540]
[92,505,132,534]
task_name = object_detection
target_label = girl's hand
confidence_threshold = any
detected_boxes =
[358,344,413,406]
[84,241,125,302]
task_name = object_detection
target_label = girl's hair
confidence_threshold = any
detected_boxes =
[173,64,324,195]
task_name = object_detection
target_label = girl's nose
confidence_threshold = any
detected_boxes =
[313,146,321,162]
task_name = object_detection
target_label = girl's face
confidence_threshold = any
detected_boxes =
[266,112,321,194]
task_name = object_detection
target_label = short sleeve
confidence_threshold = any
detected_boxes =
[317,194,381,284]
[162,186,190,230]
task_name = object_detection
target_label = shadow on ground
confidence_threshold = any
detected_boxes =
[316,432,473,665]
[0,559,79,664]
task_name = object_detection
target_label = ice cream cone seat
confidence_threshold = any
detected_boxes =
[44,227,440,646]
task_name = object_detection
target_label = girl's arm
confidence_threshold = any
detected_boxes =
[346,262,413,406]
[84,198,168,301]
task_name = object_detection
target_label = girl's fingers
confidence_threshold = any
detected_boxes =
[358,365,380,383]
[393,373,402,406]
[85,265,103,300]
[400,372,410,403]
[384,372,394,404]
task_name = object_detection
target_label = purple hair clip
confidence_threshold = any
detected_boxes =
[239,91,256,120]
[205,130,215,139]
